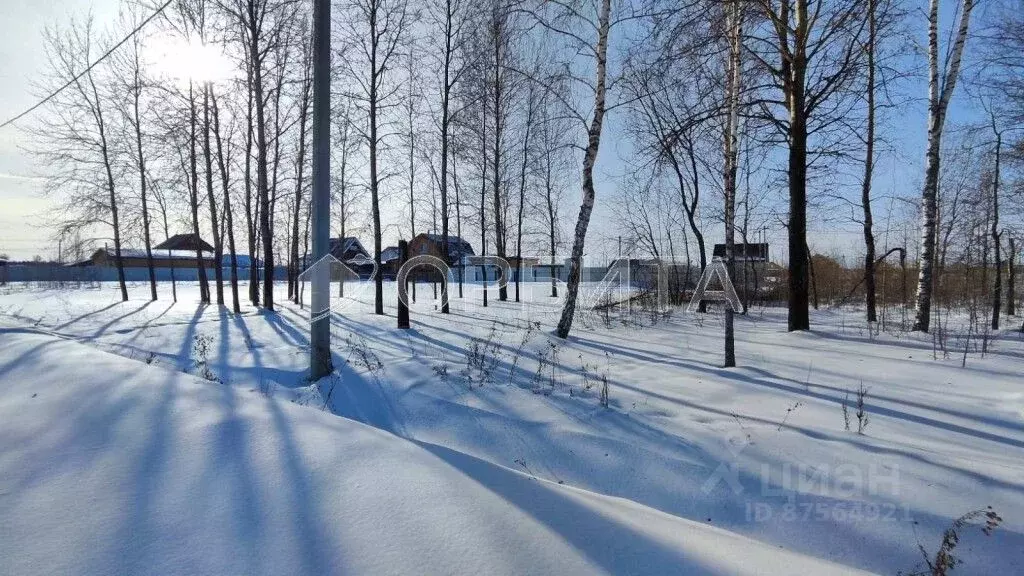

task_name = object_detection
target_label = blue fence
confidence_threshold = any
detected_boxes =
[0,265,289,283]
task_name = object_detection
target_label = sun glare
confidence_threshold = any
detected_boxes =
[146,38,235,85]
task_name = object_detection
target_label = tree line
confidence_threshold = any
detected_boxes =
[613,0,1023,339]
[29,0,1024,339]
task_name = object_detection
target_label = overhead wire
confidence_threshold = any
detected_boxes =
[0,0,175,131]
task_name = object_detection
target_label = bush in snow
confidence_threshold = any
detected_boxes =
[191,334,220,383]
[432,363,450,385]
[319,373,341,411]
[840,383,869,434]
[855,382,869,434]
[777,401,803,431]
[344,333,384,383]
[842,392,851,432]
[506,322,537,386]
[599,369,610,408]
[464,322,502,387]
[902,506,1002,576]
[572,352,612,408]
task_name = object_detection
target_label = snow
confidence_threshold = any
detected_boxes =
[1,281,1022,575]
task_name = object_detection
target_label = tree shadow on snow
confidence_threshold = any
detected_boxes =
[410,438,721,575]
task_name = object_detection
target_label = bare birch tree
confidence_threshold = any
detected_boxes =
[332,98,365,297]
[520,0,618,338]
[533,79,571,298]
[427,0,472,312]
[210,88,242,313]
[340,0,411,315]
[115,12,158,300]
[722,0,743,367]
[34,18,129,302]
[219,0,293,310]
[911,0,975,332]
[512,55,543,303]
[289,24,313,304]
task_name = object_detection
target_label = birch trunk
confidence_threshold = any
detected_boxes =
[244,73,260,307]
[290,69,311,305]
[912,0,975,332]
[452,147,465,298]
[211,91,241,313]
[203,85,224,305]
[514,84,536,303]
[723,0,742,367]
[491,6,508,302]
[544,142,558,298]
[369,3,384,315]
[188,83,210,303]
[439,0,456,313]
[480,88,489,308]
[130,43,156,301]
[555,0,610,339]
[407,50,417,304]
[336,105,351,298]
[90,68,128,302]
[248,1,274,311]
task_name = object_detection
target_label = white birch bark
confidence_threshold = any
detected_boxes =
[912,0,975,332]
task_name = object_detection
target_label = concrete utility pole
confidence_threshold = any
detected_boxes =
[310,0,333,380]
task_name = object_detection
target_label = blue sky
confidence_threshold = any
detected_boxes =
[0,0,122,259]
[0,0,989,263]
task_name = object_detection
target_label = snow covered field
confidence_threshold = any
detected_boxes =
[1,281,1022,575]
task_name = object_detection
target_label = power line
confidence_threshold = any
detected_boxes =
[0,0,175,131]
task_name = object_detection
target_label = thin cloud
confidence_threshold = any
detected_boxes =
[0,172,46,182]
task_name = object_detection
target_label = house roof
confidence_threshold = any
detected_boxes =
[380,246,401,262]
[416,233,475,257]
[329,237,369,258]
[154,233,215,252]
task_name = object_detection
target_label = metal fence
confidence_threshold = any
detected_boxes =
[0,265,288,284]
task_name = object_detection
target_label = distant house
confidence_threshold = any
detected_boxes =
[90,247,216,268]
[404,234,475,282]
[329,237,370,262]
[299,237,371,278]
[381,246,401,264]
[155,233,215,253]
[712,243,768,262]
[709,244,782,302]
[408,233,475,262]
[380,246,401,279]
